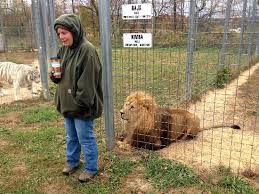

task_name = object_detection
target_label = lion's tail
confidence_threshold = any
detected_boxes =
[202,124,241,131]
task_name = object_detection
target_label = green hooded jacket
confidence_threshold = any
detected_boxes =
[53,14,103,119]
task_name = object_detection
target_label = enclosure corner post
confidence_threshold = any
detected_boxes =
[47,0,58,57]
[0,3,6,52]
[219,0,233,67]
[237,0,247,66]
[98,0,115,150]
[185,0,196,101]
[247,0,257,63]
[32,0,51,100]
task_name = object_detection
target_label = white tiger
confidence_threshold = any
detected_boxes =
[0,61,41,101]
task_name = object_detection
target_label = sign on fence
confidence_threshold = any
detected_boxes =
[123,33,152,48]
[122,3,152,20]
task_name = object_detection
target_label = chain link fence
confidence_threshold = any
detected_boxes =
[0,0,259,173]
[111,0,259,173]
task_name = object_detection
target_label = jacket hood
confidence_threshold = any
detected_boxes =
[54,14,84,48]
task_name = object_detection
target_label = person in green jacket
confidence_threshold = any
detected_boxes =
[50,13,103,182]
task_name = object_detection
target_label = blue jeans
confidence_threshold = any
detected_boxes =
[64,117,98,174]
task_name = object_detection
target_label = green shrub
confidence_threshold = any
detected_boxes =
[214,66,231,88]
[216,165,232,176]
[218,176,255,194]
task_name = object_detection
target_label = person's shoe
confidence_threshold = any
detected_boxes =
[78,172,97,182]
[62,164,79,176]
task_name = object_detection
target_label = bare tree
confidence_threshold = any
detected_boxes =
[152,0,168,34]
[79,0,99,29]
[110,0,124,38]
[171,0,177,31]
[181,0,185,30]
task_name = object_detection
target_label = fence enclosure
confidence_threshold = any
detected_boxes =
[0,0,258,173]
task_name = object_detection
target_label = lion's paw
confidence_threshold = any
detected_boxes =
[117,141,132,150]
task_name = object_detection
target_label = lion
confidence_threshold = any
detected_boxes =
[119,91,240,150]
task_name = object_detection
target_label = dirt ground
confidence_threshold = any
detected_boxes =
[0,87,41,104]
[160,63,259,173]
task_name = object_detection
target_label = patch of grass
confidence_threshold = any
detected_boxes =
[20,106,60,124]
[12,189,36,194]
[248,110,259,116]
[74,153,137,194]
[143,153,199,191]
[0,125,66,193]
[200,165,256,194]
[216,165,233,176]
[214,66,231,88]
[112,47,249,112]
[77,182,116,194]
[105,153,137,186]
[218,175,255,194]
[208,186,236,194]
[14,126,64,155]
[0,151,16,168]
[0,103,28,116]
[0,126,12,134]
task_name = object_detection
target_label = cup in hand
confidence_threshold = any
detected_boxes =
[50,57,62,79]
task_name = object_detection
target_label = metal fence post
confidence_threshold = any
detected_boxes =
[256,30,259,56]
[98,0,115,150]
[0,3,6,52]
[39,0,49,59]
[254,2,259,56]
[237,0,247,65]
[219,0,233,67]
[47,0,58,57]
[186,0,196,101]
[0,4,3,34]
[247,0,257,62]
[32,0,50,100]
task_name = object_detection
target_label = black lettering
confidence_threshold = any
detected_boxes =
[131,34,144,39]
[132,5,136,10]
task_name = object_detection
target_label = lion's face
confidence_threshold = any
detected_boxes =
[120,91,159,140]
[120,100,143,122]
[120,91,157,125]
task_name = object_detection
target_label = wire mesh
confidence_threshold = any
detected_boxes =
[0,0,258,173]
[112,0,259,173]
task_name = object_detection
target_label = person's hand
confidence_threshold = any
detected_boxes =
[49,70,54,78]
[49,71,61,84]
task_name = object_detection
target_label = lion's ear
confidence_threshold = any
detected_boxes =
[142,98,155,111]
